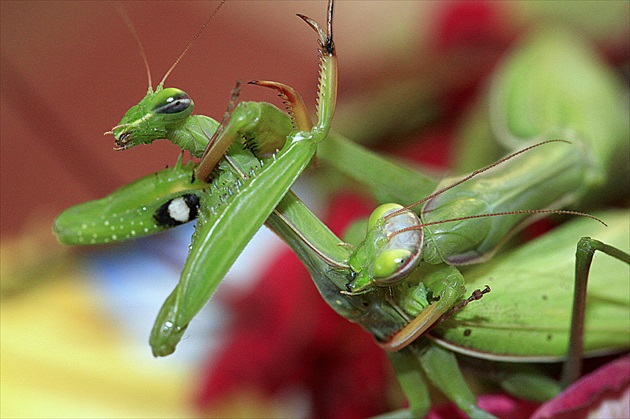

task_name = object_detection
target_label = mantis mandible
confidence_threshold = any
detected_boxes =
[52,1,628,417]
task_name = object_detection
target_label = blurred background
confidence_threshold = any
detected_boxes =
[2,1,628,417]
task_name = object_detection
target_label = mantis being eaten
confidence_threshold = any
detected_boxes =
[53,1,629,417]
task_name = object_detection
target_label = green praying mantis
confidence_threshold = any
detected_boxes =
[53,0,629,417]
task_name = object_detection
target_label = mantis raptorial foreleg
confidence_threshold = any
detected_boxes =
[194,81,312,182]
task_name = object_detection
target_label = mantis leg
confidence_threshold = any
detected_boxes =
[195,80,313,182]
[249,80,313,131]
[196,0,337,182]
[387,350,431,418]
[413,341,498,419]
[562,238,630,386]
[195,99,293,182]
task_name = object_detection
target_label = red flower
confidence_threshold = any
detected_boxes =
[532,355,630,419]
[426,356,630,419]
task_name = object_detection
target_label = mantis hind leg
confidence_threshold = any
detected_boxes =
[562,237,630,386]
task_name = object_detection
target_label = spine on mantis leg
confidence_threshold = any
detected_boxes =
[422,138,594,265]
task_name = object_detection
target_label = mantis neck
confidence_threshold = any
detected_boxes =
[169,115,220,158]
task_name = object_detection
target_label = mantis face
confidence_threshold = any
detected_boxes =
[346,203,424,294]
[110,86,194,150]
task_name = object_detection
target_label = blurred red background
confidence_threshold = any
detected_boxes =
[1,1,427,237]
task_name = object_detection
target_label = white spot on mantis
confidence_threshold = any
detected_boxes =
[167,197,191,223]
[104,220,110,226]
[112,234,117,240]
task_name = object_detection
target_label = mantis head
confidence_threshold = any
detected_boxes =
[107,85,194,150]
[346,203,424,294]
[107,1,226,151]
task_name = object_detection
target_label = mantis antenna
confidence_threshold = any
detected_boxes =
[159,0,227,87]
[388,140,570,218]
[116,0,227,90]
[115,5,153,90]
[384,139,607,231]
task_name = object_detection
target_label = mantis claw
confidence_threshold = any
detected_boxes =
[249,80,312,131]
[297,0,335,55]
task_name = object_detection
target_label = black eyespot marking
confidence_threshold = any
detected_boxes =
[463,329,472,337]
[153,92,192,114]
[153,194,200,227]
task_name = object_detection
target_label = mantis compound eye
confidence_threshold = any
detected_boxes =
[372,249,413,280]
[370,204,424,286]
[152,88,192,115]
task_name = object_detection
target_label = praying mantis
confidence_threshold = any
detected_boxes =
[53,0,629,416]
